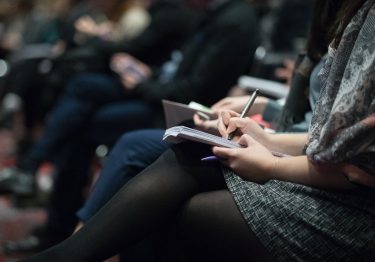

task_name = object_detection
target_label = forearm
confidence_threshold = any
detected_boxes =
[266,133,308,156]
[272,156,355,190]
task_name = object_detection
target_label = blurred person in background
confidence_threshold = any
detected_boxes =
[3,0,259,257]
[0,0,191,158]
[20,0,375,260]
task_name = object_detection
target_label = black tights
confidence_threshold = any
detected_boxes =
[23,143,273,262]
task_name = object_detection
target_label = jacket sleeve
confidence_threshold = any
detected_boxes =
[134,21,257,104]
[94,4,193,64]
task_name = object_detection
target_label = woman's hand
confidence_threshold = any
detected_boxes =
[217,109,269,145]
[341,164,375,188]
[193,114,219,134]
[213,134,277,183]
[211,95,269,116]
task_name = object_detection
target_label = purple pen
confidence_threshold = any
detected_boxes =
[201,156,220,162]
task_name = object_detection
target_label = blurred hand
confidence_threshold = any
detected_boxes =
[193,114,219,135]
[217,109,269,143]
[211,95,269,115]
[213,134,277,183]
[111,53,151,90]
[96,22,114,40]
[75,16,98,36]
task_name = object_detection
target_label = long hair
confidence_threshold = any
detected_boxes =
[306,0,344,61]
[331,0,367,48]
[306,0,367,62]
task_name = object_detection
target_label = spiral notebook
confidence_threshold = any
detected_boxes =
[163,126,241,148]
[163,126,289,157]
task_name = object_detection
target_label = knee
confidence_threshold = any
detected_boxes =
[179,192,226,233]
[114,131,145,154]
[108,131,153,170]
[65,73,110,98]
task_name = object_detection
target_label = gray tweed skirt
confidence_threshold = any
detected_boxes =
[223,169,375,262]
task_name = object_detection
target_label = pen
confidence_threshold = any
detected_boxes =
[201,156,220,162]
[227,89,260,140]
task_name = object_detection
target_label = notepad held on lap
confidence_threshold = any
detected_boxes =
[163,126,241,148]
[163,126,289,158]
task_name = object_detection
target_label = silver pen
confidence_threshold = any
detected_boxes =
[227,89,260,140]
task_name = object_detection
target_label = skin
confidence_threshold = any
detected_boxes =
[110,53,152,89]
[208,109,375,190]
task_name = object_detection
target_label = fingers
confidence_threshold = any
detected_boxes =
[193,113,204,125]
[342,165,375,187]
[217,110,240,138]
[212,146,233,160]
[121,74,138,90]
[238,134,254,147]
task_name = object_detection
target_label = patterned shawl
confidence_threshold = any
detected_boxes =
[306,0,375,174]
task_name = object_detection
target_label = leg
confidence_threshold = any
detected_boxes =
[19,73,126,172]
[178,190,275,262]
[89,103,156,147]
[77,129,170,222]
[23,143,226,262]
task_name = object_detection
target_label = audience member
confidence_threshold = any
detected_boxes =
[74,0,151,42]
[21,1,375,261]
[1,0,260,254]
[75,2,332,228]
[0,0,195,155]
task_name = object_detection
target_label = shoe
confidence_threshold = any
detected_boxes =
[0,167,35,196]
[3,227,67,254]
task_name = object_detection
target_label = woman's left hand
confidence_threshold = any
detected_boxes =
[213,134,277,184]
[341,164,375,188]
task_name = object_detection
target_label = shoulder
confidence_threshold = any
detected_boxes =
[214,1,258,27]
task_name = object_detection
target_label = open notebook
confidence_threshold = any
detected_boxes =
[163,126,289,157]
[163,126,241,148]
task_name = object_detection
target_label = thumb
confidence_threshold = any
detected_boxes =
[238,134,255,147]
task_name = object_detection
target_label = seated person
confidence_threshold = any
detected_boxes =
[75,51,326,228]
[20,1,375,260]
[1,0,260,254]
[0,0,196,149]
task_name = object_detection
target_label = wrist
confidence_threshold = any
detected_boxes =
[269,156,280,179]
[262,132,273,149]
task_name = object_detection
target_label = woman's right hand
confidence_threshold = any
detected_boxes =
[217,109,270,146]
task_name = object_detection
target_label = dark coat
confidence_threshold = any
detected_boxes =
[96,0,197,67]
[135,0,260,106]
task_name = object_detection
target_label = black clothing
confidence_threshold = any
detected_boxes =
[0,0,197,132]
[16,0,260,251]
[92,0,198,67]
[23,144,273,262]
[135,0,260,106]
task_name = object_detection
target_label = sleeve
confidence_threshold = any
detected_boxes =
[95,4,193,63]
[134,20,258,104]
